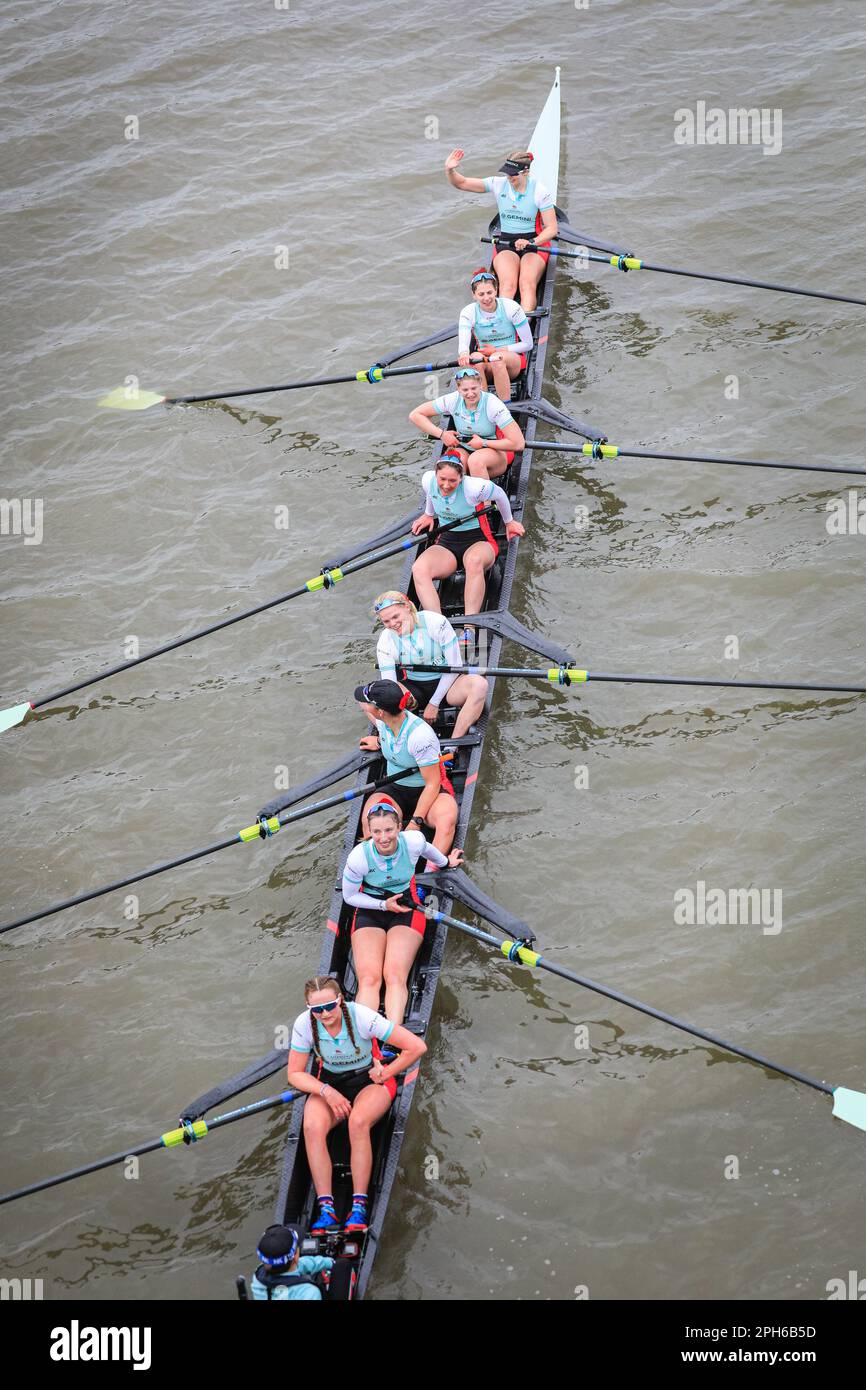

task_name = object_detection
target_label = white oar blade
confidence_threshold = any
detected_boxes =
[0,702,31,734]
[831,1087,866,1132]
[98,387,166,411]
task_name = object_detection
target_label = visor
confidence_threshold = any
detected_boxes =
[498,158,531,176]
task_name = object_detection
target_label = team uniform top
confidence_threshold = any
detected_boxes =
[457,296,533,357]
[377,609,464,707]
[422,469,513,533]
[250,1257,334,1302]
[290,1000,394,1073]
[430,388,516,441]
[374,708,443,789]
[342,831,449,911]
[483,174,555,236]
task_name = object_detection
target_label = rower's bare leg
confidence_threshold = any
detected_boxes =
[425,793,458,858]
[492,248,520,299]
[382,925,424,1022]
[303,1095,340,1195]
[446,673,489,737]
[351,926,387,1011]
[411,546,458,613]
[517,252,546,311]
[463,541,495,615]
[467,446,508,480]
[489,350,522,401]
[347,1085,393,1192]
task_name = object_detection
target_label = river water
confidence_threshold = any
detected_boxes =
[2,0,864,1301]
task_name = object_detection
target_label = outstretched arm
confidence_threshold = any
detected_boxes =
[444,148,488,194]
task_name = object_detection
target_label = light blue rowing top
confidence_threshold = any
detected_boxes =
[473,298,520,348]
[361,833,415,896]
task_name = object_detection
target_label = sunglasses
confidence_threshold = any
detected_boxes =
[471,272,497,286]
[454,368,480,379]
[310,998,341,1015]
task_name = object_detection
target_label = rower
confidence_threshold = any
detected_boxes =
[458,267,533,401]
[287,975,427,1235]
[343,799,464,1022]
[408,366,525,480]
[373,588,488,737]
[444,147,558,311]
[248,1223,334,1301]
[410,453,524,618]
[355,678,458,858]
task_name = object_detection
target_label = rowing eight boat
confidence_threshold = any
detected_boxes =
[181,67,626,1300]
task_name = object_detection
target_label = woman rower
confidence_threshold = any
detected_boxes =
[355,677,458,856]
[287,975,426,1234]
[408,365,525,480]
[343,798,464,1022]
[410,452,524,617]
[444,148,558,311]
[458,267,534,401]
[374,588,488,737]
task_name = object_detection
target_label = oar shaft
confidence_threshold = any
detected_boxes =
[0,1137,167,1204]
[168,372,362,404]
[406,664,866,695]
[639,259,866,308]
[28,509,492,717]
[0,833,239,934]
[483,235,866,308]
[588,671,866,695]
[532,439,866,479]
[530,955,832,1095]
[620,446,866,478]
[432,910,832,1097]
[0,767,421,936]
[0,1090,296,1206]
[166,358,460,407]
[33,581,310,709]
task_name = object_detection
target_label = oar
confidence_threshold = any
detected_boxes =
[0,765,423,936]
[431,908,866,1133]
[482,236,866,309]
[0,506,491,736]
[99,356,465,412]
[532,438,866,480]
[407,663,866,697]
[0,1089,297,1207]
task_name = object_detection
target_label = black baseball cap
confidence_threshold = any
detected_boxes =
[354,679,406,713]
[257,1223,300,1266]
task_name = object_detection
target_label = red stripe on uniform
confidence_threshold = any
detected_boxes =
[474,500,499,557]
